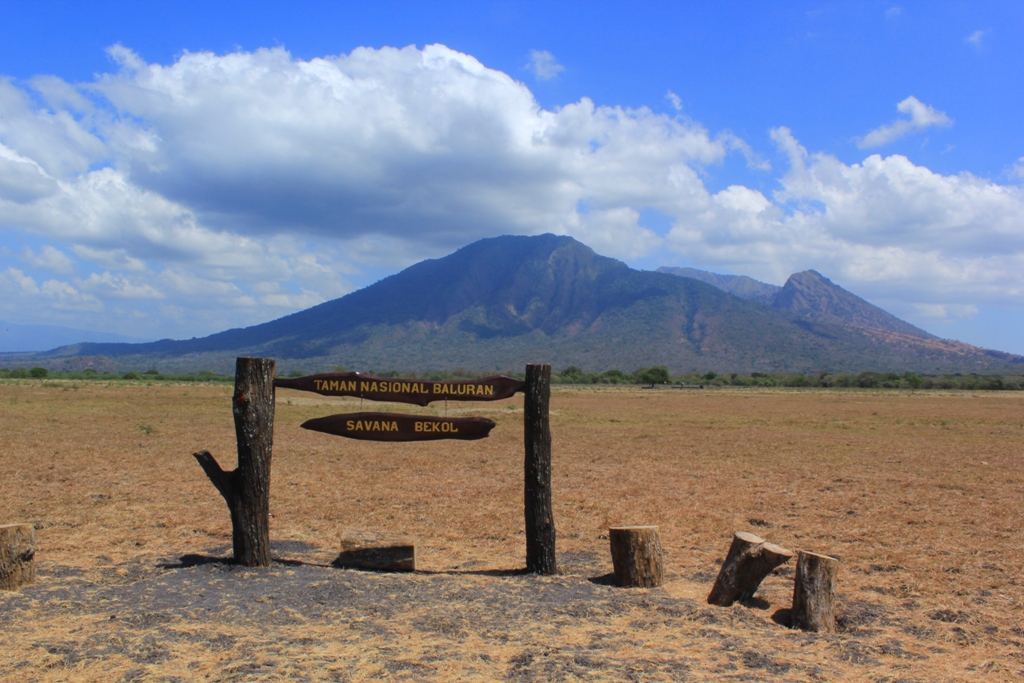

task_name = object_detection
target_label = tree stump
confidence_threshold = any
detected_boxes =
[194,357,276,567]
[707,531,794,606]
[0,523,35,590]
[335,530,416,572]
[609,526,664,587]
[791,550,840,633]
[524,363,557,575]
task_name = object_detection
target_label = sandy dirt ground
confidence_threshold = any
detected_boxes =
[1,379,1022,681]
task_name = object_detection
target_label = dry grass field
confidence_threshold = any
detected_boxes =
[1,379,1022,682]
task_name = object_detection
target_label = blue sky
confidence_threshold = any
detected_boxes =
[1,1,1023,353]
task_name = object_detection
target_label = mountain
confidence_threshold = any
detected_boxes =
[771,270,933,338]
[657,267,780,305]
[0,320,151,353]
[659,267,933,339]
[9,234,1022,375]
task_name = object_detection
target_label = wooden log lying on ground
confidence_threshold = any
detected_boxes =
[193,356,276,567]
[609,526,664,587]
[791,550,840,633]
[0,523,35,590]
[334,531,416,571]
[707,531,794,606]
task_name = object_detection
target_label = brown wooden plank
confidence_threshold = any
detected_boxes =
[274,372,524,406]
[301,412,496,442]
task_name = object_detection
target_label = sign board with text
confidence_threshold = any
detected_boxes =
[301,412,496,442]
[274,372,524,407]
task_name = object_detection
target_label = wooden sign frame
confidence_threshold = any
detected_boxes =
[194,358,556,575]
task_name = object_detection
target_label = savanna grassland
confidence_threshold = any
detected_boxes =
[0,380,1022,681]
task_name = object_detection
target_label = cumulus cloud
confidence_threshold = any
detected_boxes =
[1010,157,1024,182]
[23,245,75,275]
[526,50,564,80]
[0,268,101,313]
[74,44,727,252]
[858,96,952,148]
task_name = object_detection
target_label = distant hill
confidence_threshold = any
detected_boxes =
[659,267,934,339]
[0,320,151,353]
[657,267,780,305]
[771,270,933,338]
[7,234,1022,375]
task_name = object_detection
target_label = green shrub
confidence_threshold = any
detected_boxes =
[634,366,670,385]
[29,367,49,378]
[10,368,30,379]
[122,371,142,380]
[559,365,586,383]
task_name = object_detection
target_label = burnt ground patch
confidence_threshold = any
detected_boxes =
[0,549,863,682]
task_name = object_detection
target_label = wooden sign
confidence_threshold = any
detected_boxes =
[301,412,496,442]
[275,372,524,406]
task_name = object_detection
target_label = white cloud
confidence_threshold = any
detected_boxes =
[79,271,163,299]
[966,30,985,48]
[914,303,978,319]
[1010,157,1024,182]
[74,44,726,254]
[72,245,147,272]
[0,267,40,296]
[665,91,683,111]
[0,143,59,203]
[567,207,663,259]
[23,245,75,275]
[0,267,102,312]
[526,50,564,80]
[858,96,953,148]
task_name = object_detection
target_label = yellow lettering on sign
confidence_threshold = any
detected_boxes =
[413,421,460,433]
[346,419,400,432]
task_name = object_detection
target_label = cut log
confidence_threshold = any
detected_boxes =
[194,356,276,567]
[0,523,35,590]
[707,531,794,606]
[335,531,416,572]
[524,363,557,575]
[791,550,840,633]
[609,526,664,587]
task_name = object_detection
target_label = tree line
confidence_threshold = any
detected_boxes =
[2,365,1022,391]
[556,366,1024,391]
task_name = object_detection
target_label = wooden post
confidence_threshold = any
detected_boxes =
[524,363,556,575]
[0,524,35,590]
[707,531,794,606]
[194,357,275,567]
[609,526,664,587]
[791,550,840,633]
